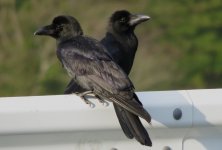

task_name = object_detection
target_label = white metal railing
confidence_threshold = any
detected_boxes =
[0,89,221,150]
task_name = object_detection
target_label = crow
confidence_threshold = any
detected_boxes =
[64,10,152,146]
[101,10,152,146]
[34,15,152,146]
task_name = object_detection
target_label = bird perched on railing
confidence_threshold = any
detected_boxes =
[63,10,152,146]
[34,14,152,146]
[101,10,152,146]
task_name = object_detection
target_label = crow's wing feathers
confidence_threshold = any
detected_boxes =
[58,36,134,93]
[108,92,151,123]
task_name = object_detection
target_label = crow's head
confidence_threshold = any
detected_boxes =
[34,15,83,39]
[109,10,150,33]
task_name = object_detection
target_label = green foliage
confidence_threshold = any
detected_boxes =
[0,0,221,96]
[155,0,222,88]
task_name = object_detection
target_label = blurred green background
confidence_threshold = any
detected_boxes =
[0,0,222,96]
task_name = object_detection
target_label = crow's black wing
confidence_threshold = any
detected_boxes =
[57,36,133,91]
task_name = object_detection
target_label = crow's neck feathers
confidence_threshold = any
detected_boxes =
[107,27,138,53]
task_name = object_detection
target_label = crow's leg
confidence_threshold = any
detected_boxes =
[77,91,95,108]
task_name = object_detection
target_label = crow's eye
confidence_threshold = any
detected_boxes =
[56,25,63,31]
[119,17,126,23]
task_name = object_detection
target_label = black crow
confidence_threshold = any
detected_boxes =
[34,15,152,146]
[101,10,152,146]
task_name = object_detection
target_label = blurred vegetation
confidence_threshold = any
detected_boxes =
[0,0,222,96]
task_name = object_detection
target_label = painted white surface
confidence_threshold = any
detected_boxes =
[183,89,222,150]
[0,89,221,150]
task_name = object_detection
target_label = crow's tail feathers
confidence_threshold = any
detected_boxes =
[114,103,152,146]
[113,103,134,139]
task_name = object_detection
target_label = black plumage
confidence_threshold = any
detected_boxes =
[101,10,152,146]
[34,15,151,146]
[101,10,150,74]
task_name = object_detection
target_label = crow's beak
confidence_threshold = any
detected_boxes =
[34,25,54,36]
[129,14,150,26]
